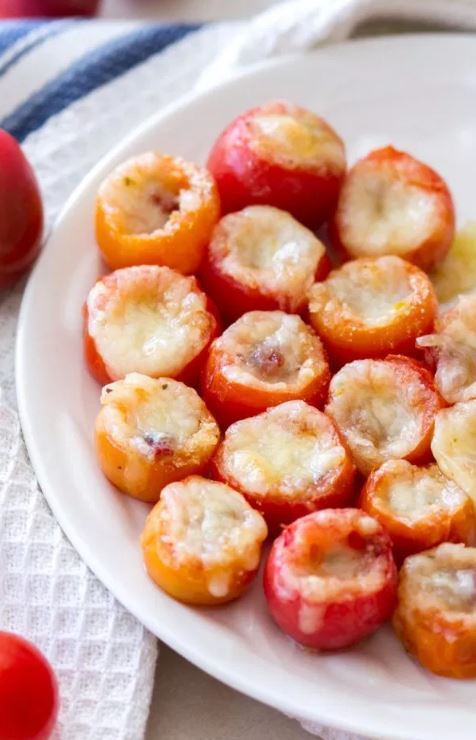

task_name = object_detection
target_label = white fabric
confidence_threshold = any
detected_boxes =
[200,0,476,89]
[2,2,476,739]
[1,21,239,740]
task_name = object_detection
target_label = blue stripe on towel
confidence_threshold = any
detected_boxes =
[0,20,43,56]
[1,23,201,142]
[0,19,73,79]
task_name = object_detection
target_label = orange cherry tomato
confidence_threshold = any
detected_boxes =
[326,355,443,476]
[393,543,476,678]
[359,460,476,563]
[95,373,220,502]
[308,255,437,365]
[201,310,330,427]
[0,631,58,740]
[95,152,220,274]
[264,509,397,650]
[211,400,356,534]
[84,265,219,386]
[417,294,476,404]
[207,100,346,229]
[200,205,330,322]
[141,475,267,605]
[330,146,455,271]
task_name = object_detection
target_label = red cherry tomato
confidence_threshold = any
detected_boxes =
[0,632,58,739]
[264,509,397,650]
[0,0,100,17]
[207,101,346,229]
[0,131,43,288]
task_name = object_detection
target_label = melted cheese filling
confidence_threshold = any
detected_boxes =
[217,311,322,389]
[221,401,345,497]
[88,266,211,378]
[418,295,476,404]
[251,113,345,171]
[339,163,440,257]
[278,513,385,610]
[432,401,476,506]
[430,568,476,611]
[326,360,427,473]
[310,256,413,326]
[378,461,466,522]
[158,477,267,570]
[99,373,217,460]
[405,544,476,614]
[99,153,180,235]
[217,206,324,311]
[430,223,476,306]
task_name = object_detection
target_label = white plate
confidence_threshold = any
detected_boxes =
[17,34,476,740]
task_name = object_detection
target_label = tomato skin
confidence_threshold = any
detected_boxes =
[207,102,345,229]
[83,273,220,387]
[0,632,58,740]
[359,461,476,564]
[384,355,445,465]
[210,403,356,535]
[326,355,444,476]
[95,153,220,275]
[0,130,43,288]
[201,235,330,324]
[393,544,476,678]
[201,313,331,428]
[212,454,355,537]
[330,146,455,271]
[308,256,437,366]
[263,509,398,650]
[0,1,99,17]
[201,346,330,428]
[141,476,268,605]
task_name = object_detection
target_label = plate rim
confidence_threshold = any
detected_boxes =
[16,32,476,740]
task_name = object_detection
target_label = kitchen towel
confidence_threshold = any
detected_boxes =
[0,2,475,738]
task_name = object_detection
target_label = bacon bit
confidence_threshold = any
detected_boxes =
[143,433,175,457]
[250,345,285,378]
[348,531,367,551]
[150,192,178,216]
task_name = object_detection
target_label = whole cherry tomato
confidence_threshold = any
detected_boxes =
[0,0,100,17]
[0,131,43,288]
[0,632,58,739]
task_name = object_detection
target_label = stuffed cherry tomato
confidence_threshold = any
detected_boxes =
[394,543,476,678]
[308,255,436,364]
[417,295,476,404]
[432,400,476,507]
[95,152,220,273]
[264,508,397,649]
[141,475,267,605]
[211,400,355,533]
[201,205,329,321]
[326,356,443,476]
[330,146,455,271]
[201,311,330,426]
[360,460,476,563]
[95,373,220,502]
[84,265,219,385]
[207,101,346,229]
